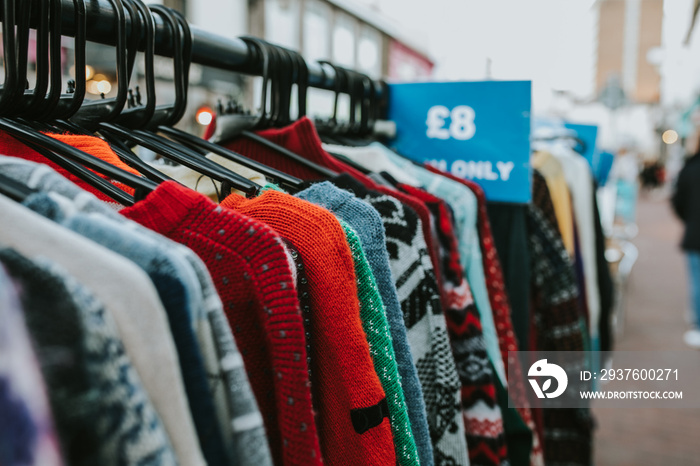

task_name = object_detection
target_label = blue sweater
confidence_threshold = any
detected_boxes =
[23,193,228,466]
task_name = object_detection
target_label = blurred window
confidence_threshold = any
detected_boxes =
[303,0,331,62]
[265,0,301,49]
[358,25,381,78]
[332,12,356,68]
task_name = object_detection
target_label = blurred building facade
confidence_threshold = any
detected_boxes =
[170,0,434,80]
[144,0,433,128]
[9,0,700,148]
[596,0,663,105]
[558,0,667,157]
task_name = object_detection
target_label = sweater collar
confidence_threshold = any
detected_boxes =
[120,181,210,236]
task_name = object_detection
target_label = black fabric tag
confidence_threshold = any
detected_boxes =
[351,398,390,434]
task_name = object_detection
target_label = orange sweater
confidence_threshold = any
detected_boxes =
[221,190,396,466]
[0,132,139,201]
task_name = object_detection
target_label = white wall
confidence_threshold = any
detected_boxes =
[188,0,248,40]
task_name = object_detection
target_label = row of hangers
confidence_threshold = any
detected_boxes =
[0,0,389,205]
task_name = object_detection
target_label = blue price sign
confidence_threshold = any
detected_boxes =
[563,122,598,168]
[388,81,532,203]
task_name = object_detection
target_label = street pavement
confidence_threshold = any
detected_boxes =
[593,194,700,465]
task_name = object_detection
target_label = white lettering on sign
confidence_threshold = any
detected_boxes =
[429,159,515,181]
[426,106,450,139]
[426,105,476,141]
[496,161,515,181]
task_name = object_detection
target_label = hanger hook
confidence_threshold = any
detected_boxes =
[47,0,87,120]
[0,0,23,114]
[317,60,345,129]
[116,0,156,127]
[241,36,271,129]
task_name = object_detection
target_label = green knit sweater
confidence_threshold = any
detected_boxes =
[339,220,421,466]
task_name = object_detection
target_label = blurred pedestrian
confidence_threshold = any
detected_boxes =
[641,159,664,191]
[672,143,700,349]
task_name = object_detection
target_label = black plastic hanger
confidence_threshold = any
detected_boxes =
[157,126,305,192]
[146,4,190,127]
[318,62,356,143]
[17,0,50,117]
[11,0,86,122]
[47,0,87,120]
[96,4,260,198]
[278,44,308,126]
[0,0,156,205]
[207,36,270,141]
[144,5,259,196]
[266,41,282,128]
[150,27,304,192]
[69,0,129,126]
[344,68,373,140]
[364,76,378,138]
[105,134,175,184]
[150,8,263,197]
[0,0,24,114]
[345,68,360,136]
[321,69,377,166]
[246,35,272,130]
[100,123,256,198]
[356,71,378,142]
[358,73,376,137]
[2,0,65,120]
[291,47,309,120]
[334,68,377,146]
[234,129,337,178]
[41,0,64,119]
[336,65,358,138]
[0,1,52,121]
[79,0,166,173]
[89,0,173,185]
[52,0,169,184]
[268,40,295,128]
[114,0,156,128]
[318,65,378,164]
[357,73,373,137]
[0,117,157,205]
[12,0,32,109]
[375,80,390,123]
[315,60,344,144]
[9,130,136,205]
[122,0,143,82]
[0,172,37,203]
[213,40,336,178]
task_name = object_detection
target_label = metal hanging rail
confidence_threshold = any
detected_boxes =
[14,0,383,97]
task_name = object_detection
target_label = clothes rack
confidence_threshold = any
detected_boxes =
[8,0,385,100]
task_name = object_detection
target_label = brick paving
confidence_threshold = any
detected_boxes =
[593,195,700,465]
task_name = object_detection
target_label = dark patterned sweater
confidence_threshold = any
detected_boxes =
[528,172,593,466]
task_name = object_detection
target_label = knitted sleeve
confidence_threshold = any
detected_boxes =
[339,220,420,466]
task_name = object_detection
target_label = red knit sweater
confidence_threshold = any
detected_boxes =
[120,181,322,466]
[220,189,396,466]
[218,117,443,282]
